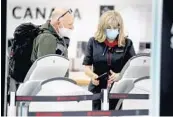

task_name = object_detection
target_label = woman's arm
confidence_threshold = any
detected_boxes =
[83,38,99,85]
[84,65,99,86]
[84,65,98,79]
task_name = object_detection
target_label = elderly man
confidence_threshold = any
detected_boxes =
[31,8,74,62]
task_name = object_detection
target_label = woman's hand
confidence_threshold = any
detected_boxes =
[84,66,99,86]
[91,74,99,86]
[108,70,119,86]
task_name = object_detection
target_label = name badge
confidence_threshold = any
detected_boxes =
[115,48,124,53]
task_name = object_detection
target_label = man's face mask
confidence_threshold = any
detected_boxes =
[105,28,119,41]
[58,23,73,38]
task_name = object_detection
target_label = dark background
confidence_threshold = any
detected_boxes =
[160,0,173,116]
[1,0,7,116]
[100,5,114,17]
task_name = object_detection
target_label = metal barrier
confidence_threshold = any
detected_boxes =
[16,93,102,102]
[10,89,149,116]
[16,94,149,102]
[28,110,149,116]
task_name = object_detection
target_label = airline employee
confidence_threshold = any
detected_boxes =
[83,10,136,110]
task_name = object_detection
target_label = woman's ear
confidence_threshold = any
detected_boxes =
[118,28,120,33]
[104,28,107,33]
[118,23,121,32]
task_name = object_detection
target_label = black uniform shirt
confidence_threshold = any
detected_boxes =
[83,37,136,93]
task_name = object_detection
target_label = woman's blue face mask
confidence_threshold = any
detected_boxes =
[105,29,119,41]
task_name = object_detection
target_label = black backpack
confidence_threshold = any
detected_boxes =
[8,23,42,82]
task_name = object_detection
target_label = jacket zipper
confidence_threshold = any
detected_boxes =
[107,48,112,66]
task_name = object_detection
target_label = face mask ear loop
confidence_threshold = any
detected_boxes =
[61,22,65,29]
[59,23,67,56]
[56,19,67,56]
[58,22,65,38]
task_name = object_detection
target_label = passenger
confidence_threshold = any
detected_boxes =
[31,8,74,62]
[83,10,136,110]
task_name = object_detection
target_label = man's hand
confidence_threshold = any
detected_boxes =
[91,74,99,86]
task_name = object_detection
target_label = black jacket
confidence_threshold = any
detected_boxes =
[83,37,136,93]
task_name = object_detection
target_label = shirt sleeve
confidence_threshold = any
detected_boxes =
[127,39,136,58]
[123,39,136,64]
[37,34,57,58]
[82,38,94,65]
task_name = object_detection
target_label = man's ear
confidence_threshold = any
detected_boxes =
[57,20,61,25]
[56,20,62,28]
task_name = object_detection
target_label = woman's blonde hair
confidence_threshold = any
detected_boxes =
[95,10,126,46]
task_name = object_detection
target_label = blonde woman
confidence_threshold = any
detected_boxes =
[83,10,136,110]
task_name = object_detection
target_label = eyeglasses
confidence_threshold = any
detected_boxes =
[57,9,73,20]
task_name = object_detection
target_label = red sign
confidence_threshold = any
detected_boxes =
[87,111,111,116]
[57,96,79,101]
[16,96,33,101]
[110,94,128,99]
